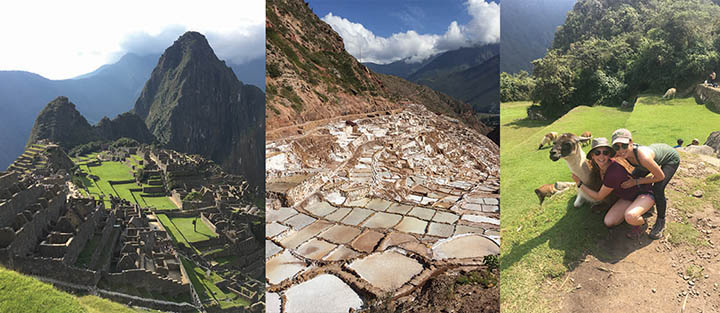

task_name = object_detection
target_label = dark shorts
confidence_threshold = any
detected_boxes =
[637,191,655,200]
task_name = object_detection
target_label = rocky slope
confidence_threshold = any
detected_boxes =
[266,0,396,131]
[266,0,489,136]
[25,96,155,151]
[133,31,265,186]
[26,96,98,150]
[95,112,155,143]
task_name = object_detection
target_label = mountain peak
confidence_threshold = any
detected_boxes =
[132,32,265,186]
[27,97,96,149]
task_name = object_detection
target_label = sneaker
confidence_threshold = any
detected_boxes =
[626,223,646,240]
[649,218,665,240]
[643,205,656,218]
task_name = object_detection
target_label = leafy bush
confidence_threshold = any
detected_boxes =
[531,0,720,119]
[500,71,536,102]
[109,137,139,149]
[69,141,104,157]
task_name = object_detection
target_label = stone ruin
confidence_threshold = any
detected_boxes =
[7,141,73,177]
[101,201,191,299]
[265,104,500,312]
[695,84,720,113]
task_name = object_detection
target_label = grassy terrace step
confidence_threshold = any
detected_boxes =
[500,96,720,312]
[0,266,140,313]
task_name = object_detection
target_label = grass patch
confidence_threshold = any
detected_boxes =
[500,97,720,312]
[179,258,248,309]
[0,267,140,313]
[138,194,177,210]
[456,269,497,288]
[685,264,704,280]
[667,222,706,247]
[77,295,142,313]
[156,215,217,248]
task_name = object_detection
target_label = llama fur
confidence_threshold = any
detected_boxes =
[549,133,602,207]
[538,132,559,150]
[663,88,676,99]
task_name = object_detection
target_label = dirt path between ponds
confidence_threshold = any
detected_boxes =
[553,150,720,313]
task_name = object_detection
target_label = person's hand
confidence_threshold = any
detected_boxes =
[571,173,581,185]
[620,179,635,189]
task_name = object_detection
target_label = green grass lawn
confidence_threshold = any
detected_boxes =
[500,96,720,312]
[156,215,217,247]
[76,158,177,210]
[139,194,178,210]
[0,267,139,313]
[179,258,249,309]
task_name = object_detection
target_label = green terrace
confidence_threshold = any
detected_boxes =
[74,155,178,210]
[180,257,250,310]
[155,215,249,309]
[500,96,720,312]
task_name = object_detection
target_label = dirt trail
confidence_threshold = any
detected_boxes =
[554,149,720,313]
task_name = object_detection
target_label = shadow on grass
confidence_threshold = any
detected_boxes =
[503,117,552,129]
[502,196,652,277]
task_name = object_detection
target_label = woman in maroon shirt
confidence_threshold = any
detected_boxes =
[572,138,655,239]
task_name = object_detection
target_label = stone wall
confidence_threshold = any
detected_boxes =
[63,209,103,265]
[0,172,20,191]
[90,211,117,270]
[695,84,720,113]
[0,185,44,228]
[191,237,224,249]
[98,290,198,313]
[103,269,190,298]
[200,213,218,234]
[13,256,99,285]
[142,186,165,194]
[5,193,65,260]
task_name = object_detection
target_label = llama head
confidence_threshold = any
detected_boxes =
[549,133,580,161]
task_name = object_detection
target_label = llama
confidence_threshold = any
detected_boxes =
[549,133,602,207]
[534,181,575,204]
[578,131,592,146]
[662,88,676,100]
[538,132,559,150]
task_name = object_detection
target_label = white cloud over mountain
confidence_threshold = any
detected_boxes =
[322,0,499,64]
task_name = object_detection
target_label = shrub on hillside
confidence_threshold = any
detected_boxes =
[531,0,720,119]
[500,71,536,102]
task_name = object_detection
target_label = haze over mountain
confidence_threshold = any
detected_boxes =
[1,48,264,172]
[26,96,154,151]
[366,44,500,113]
[500,0,576,74]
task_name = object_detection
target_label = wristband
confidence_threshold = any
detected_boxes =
[635,178,639,187]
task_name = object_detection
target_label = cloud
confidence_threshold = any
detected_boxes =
[321,0,499,64]
[117,25,266,65]
[0,0,264,79]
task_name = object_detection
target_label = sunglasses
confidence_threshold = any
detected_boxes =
[612,143,629,151]
[592,149,612,156]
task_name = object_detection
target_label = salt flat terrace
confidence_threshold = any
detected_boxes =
[265,104,500,312]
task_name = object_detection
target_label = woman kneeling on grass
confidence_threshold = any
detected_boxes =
[572,137,655,239]
[611,128,680,240]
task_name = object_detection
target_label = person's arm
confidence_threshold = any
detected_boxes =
[621,147,664,188]
[572,173,613,201]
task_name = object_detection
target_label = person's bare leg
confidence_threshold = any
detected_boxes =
[624,195,655,226]
[604,199,632,227]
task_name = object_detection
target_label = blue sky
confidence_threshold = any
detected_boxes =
[308,0,500,64]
